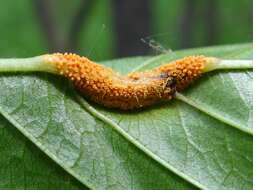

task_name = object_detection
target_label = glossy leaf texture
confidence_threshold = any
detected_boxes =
[1,43,253,190]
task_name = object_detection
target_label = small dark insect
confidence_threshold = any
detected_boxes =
[165,76,177,88]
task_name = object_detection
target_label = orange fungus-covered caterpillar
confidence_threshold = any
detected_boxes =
[0,53,252,110]
[44,53,211,110]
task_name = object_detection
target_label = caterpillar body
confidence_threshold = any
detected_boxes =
[45,54,211,110]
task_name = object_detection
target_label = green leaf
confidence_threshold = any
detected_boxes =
[0,116,86,190]
[1,43,253,189]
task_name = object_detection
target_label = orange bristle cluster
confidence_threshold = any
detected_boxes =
[45,53,208,110]
[157,55,206,91]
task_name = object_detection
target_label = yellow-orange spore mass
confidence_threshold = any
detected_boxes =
[157,55,206,91]
[46,53,207,110]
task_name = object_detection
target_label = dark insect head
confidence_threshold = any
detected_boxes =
[160,73,177,87]
[165,76,177,88]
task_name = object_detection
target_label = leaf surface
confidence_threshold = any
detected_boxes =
[1,43,253,189]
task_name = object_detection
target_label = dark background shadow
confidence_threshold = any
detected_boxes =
[0,0,253,60]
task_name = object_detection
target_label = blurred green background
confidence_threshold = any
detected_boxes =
[0,0,252,61]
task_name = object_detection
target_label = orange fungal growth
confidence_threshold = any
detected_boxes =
[157,55,208,91]
[45,53,210,110]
